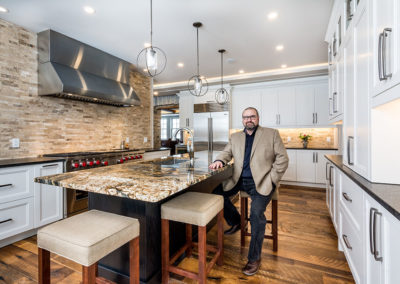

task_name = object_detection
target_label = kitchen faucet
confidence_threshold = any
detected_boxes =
[174,127,194,164]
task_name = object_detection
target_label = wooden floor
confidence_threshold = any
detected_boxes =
[0,186,354,284]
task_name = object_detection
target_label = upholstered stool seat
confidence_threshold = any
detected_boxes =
[240,189,279,251]
[37,210,140,284]
[161,192,224,284]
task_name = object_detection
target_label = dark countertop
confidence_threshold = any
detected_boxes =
[325,155,400,221]
[0,157,66,168]
[286,147,338,150]
[35,151,232,203]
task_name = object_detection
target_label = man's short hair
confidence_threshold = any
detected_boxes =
[242,107,259,118]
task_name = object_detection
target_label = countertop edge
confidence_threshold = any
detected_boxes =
[325,154,400,221]
[0,157,66,168]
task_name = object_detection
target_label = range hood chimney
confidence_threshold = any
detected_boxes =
[38,30,141,107]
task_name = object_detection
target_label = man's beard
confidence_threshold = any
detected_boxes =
[245,122,256,130]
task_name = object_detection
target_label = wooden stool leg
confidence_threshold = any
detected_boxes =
[186,223,192,257]
[38,248,50,284]
[272,200,278,252]
[240,197,246,247]
[198,226,207,284]
[82,264,96,284]
[130,237,140,284]
[217,210,224,265]
[161,219,169,284]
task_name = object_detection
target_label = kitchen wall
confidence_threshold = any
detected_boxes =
[153,109,161,147]
[0,19,152,159]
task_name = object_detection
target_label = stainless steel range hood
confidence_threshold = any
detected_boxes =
[38,30,141,107]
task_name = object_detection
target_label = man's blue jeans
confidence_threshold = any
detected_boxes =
[213,177,275,262]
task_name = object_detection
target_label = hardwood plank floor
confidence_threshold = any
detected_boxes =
[0,186,354,284]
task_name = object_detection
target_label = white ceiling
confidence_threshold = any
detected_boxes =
[0,0,332,87]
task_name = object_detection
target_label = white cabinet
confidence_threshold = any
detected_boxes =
[281,150,296,181]
[365,191,400,284]
[260,88,278,126]
[232,88,261,129]
[0,198,34,240]
[295,83,329,126]
[370,0,400,101]
[33,162,63,228]
[296,150,335,184]
[0,166,34,203]
[260,87,296,127]
[178,92,194,129]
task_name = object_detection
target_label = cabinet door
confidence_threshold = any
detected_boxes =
[232,88,261,129]
[178,94,194,128]
[329,64,337,119]
[0,165,34,203]
[383,204,400,284]
[260,88,278,127]
[277,87,296,126]
[314,83,329,125]
[315,151,335,184]
[336,52,344,117]
[34,162,63,228]
[371,0,400,97]
[295,85,314,126]
[281,149,296,181]
[0,198,34,240]
[296,150,315,183]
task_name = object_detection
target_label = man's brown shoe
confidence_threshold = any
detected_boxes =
[242,259,261,276]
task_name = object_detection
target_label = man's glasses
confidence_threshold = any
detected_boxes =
[242,115,257,120]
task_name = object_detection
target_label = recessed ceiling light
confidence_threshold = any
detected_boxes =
[0,6,9,13]
[268,12,278,20]
[177,62,184,68]
[83,6,95,14]
[239,70,244,74]
[276,45,284,51]
[143,68,148,72]
[281,64,287,68]
[153,91,159,95]
[144,42,151,48]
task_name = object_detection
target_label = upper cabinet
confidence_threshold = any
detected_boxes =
[232,88,262,129]
[178,92,194,129]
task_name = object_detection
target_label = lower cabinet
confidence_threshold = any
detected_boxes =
[0,161,63,247]
[327,164,400,284]
[281,150,296,181]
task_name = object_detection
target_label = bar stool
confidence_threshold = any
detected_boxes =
[37,210,140,284]
[161,192,224,284]
[240,189,278,251]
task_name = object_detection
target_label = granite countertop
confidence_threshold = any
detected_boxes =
[0,157,66,168]
[325,155,400,221]
[35,151,231,203]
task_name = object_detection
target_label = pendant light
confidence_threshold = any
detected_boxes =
[136,0,167,77]
[215,49,229,104]
[187,22,208,97]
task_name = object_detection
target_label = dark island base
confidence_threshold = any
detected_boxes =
[89,167,232,284]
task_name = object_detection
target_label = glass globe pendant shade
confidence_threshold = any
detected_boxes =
[146,47,157,71]
[215,87,229,105]
[188,75,208,97]
[137,46,166,77]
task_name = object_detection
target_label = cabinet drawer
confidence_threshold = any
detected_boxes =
[340,209,363,284]
[0,198,34,240]
[340,173,363,232]
[0,166,34,204]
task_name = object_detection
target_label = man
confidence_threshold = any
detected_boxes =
[209,107,289,276]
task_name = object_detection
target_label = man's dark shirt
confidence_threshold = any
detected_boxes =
[241,126,258,178]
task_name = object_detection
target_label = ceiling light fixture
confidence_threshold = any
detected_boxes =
[239,70,244,74]
[187,22,208,97]
[137,0,167,77]
[83,6,95,14]
[215,49,229,105]
[281,64,287,68]
[177,62,184,68]
[0,6,9,13]
[268,12,278,20]
[153,91,159,95]
[276,45,284,51]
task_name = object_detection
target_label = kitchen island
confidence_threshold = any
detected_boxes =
[35,151,232,284]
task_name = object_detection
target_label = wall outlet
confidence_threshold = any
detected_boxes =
[126,137,130,143]
[10,138,20,148]
[327,136,331,142]
[143,137,148,143]
[287,136,291,142]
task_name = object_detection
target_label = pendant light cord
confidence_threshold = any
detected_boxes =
[220,52,224,87]
[196,27,200,76]
[150,0,153,46]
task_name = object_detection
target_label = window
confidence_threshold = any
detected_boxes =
[160,115,181,140]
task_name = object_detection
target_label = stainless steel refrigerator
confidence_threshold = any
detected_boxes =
[193,103,229,152]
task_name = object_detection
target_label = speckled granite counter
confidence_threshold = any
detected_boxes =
[325,155,400,221]
[35,150,231,203]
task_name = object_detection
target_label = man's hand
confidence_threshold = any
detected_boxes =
[209,161,224,169]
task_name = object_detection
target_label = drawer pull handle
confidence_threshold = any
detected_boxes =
[0,218,12,225]
[342,234,352,250]
[342,192,352,203]
[42,164,59,168]
[0,184,13,188]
